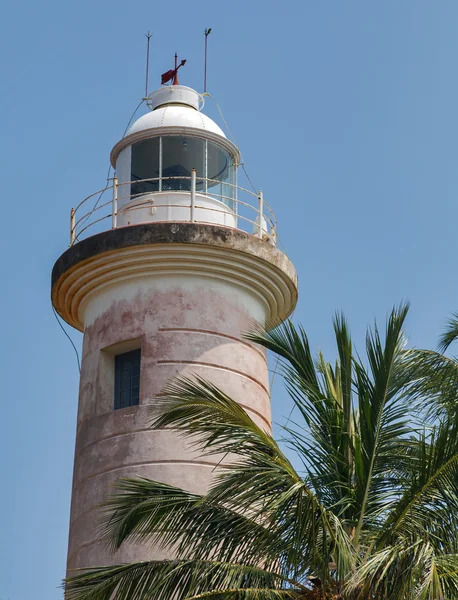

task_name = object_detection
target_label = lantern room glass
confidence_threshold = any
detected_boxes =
[130,136,235,209]
[131,138,160,196]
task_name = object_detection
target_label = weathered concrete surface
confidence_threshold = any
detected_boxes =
[66,280,271,570]
[52,223,297,286]
[52,222,298,573]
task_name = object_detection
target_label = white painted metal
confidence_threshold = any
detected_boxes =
[190,169,196,223]
[70,208,75,246]
[253,189,268,239]
[112,176,118,229]
[158,137,163,192]
[115,146,131,206]
[70,177,276,245]
[116,191,237,229]
[128,105,225,138]
[235,165,238,218]
[145,85,201,112]
[204,141,208,193]
[258,190,263,239]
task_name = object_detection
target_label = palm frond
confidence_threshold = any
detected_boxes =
[333,312,353,437]
[99,478,287,569]
[435,554,458,598]
[377,411,458,548]
[333,312,354,483]
[184,588,308,600]
[152,376,357,581]
[65,560,304,600]
[403,348,458,417]
[352,302,412,542]
[245,320,320,393]
[439,312,458,353]
[346,540,446,600]
[153,376,281,459]
[247,320,355,516]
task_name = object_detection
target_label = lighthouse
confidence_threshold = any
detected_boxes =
[51,78,298,571]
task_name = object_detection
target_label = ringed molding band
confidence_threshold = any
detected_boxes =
[52,222,298,332]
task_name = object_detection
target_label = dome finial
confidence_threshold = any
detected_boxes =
[161,53,187,86]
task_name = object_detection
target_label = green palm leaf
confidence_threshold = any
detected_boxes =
[99,478,287,569]
[65,304,458,599]
[403,348,458,417]
[439,312,458,352]
[65,560,305,600]
[152,376,356,580]
[377,411,458,547]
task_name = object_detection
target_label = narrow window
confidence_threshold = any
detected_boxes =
[114,349,141,410]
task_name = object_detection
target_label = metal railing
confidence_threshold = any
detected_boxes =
[70,170,277,247]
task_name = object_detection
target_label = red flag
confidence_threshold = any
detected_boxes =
[161,59,187,86]
[161,69,175,85]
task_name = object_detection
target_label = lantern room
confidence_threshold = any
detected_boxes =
[110,85,241,228]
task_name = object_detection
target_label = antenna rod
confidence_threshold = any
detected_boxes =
[204,28,212,93]
[145,31,152,97]
[173,52,178,85]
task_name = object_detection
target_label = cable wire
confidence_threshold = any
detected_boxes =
[240,163,258,194]
[55,99,148,367]
[205,93,258,193]
[206,93,294,262]
[121,98,146,140]
[52,306,81,373]
[206,94,294,265]
[269,356,281,391]
[283,403,297,429]
[76,98,146,234]
[204,93,237,144]
[58,100,148,365]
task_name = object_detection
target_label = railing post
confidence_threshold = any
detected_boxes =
[191,168,196,222]
[271,227,277,246]
[257,189,263,239]
[70,208,75,246]
[234,165,238,217]
[112,176,118,229]
[159,137,163,191]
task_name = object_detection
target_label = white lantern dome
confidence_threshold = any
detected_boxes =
[127,85,226,138]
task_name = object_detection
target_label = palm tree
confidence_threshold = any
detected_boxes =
[65,303,458,600]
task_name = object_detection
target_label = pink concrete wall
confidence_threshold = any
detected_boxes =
[67,281,271,571]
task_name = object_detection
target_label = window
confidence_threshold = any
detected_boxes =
[114,349,141,410]
[131,138,160,197]
[206,140,235,210]
[130,136,235,209]
[162,136,204,191]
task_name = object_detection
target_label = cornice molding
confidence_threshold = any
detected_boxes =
[51,223,298,332]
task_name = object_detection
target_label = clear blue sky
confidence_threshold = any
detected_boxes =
[1,1,458,598]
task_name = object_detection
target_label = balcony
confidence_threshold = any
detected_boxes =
[70,172,277,247]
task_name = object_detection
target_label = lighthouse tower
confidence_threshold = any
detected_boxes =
[52,81,298,570]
